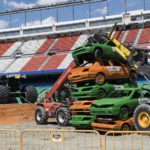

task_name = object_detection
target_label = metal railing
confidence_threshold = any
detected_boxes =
[104,131,150,150]
[0,129,20,150]
[0,129,150,150]
[20,129,101,150]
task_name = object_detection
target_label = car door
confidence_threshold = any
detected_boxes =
[128,90,141,113]
[107,60,123,78]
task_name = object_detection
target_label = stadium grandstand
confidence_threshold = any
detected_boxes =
[0,0,150,90]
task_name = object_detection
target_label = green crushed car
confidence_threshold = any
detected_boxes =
[90,87,150,121]
[72,41,128,66]
[71,82,137,100]
[69,115,96,129]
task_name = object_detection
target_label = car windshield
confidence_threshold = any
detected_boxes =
[108,90,132,98]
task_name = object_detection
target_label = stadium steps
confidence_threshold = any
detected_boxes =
[2,41,22,57]
[21,56,48,72]
[11,41,26,58]
[36,38,55,54]
[57,34,89,69]
[38,56,51,71]
[0,58,14,72]
[57,34,88,69]
[72,34,89,49]
[138,27,150,45]
[121,30,129,43]
[124,29,139,46]
[57,53,73,69]
[0,42,14,56]
[113,31,125,42]
[19,38,46,55]
[51,35,79,52]
[41,54,67,70]
[5,57,32,73]
[44,38,59,55]
[133,29,143,47]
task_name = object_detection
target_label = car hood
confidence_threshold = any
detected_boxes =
[72,43,100,53]
[69,63,96,74]
[92,97,129,106]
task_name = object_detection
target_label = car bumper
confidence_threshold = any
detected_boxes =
[92,118,134,131]
[90,107,119,116]
[71,85,100,99]
[69,115,96,127]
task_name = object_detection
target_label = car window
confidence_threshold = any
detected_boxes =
[101,60,110,66]
[142,89,150,97]
[108,90,131,98]
[112,61,121,66]
[132,90,141,99]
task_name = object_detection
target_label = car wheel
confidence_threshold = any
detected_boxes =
[119,107,129,120]
[21,86,38,103]
[95,73,105,85]
[121,123,130,131]
[94,49,102,60]
[96,88,106,99]
[56,107,71,126]
[74,58,83,66]
[129,71,137,83]
[133,104,150,131]
[35,106,48,125]
[0,85,10,104]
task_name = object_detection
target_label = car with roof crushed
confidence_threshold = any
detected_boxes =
[90,87,150,121]
[68,60,137,85]
[72,33,130,66]
[71,82,137,100]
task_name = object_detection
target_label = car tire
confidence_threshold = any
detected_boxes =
[133,104,150,131]
[94,49,102,60]
[119,107,129,120]
[74,58,83,66]
[56,107,71,126]
[0,85,10,104]
[95,73,105,85]
[121,123,130,131]
[96,88,106,99]
[129,71,137,83]
[35,106,48,125]
[22,86,38,103]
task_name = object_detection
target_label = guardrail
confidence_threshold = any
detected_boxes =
[0,129,150,150]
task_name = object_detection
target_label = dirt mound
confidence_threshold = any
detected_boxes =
[0,104,36,125]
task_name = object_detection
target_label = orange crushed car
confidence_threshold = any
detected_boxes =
[70,100,94,115]
[68,60,137,84]
[91,117,134,131]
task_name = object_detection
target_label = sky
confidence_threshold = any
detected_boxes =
[0,0,150,29]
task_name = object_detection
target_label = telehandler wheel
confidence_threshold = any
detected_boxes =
[0,85,10,104]
[22,86,38,103]
[95,73,105,85]
[35,106,48,125]
[133,104,150,131]
[56,107,71,126]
